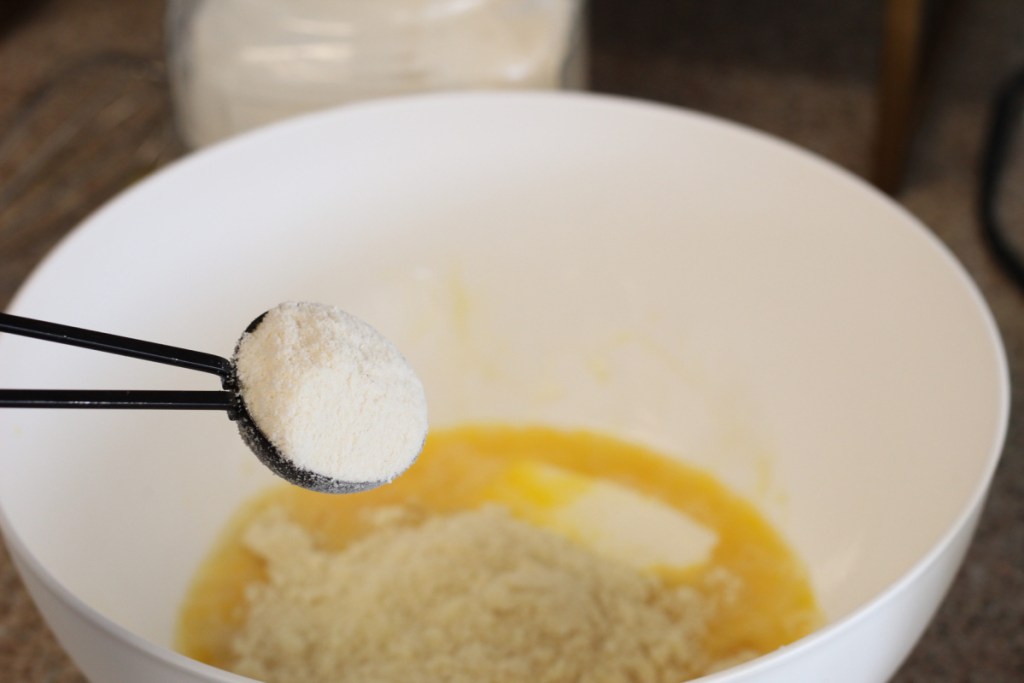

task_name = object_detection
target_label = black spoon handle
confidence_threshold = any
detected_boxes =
[0,312,233,379]
[0,389,236,411]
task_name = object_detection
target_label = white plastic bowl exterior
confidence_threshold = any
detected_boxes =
[0,93,1009,683]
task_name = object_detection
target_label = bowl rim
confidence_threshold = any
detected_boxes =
[0,89,1011,681]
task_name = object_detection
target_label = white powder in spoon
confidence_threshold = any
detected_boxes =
[234,302,428,486]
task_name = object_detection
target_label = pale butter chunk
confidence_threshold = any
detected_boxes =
[234,302,428,485]
[484,462,718,571]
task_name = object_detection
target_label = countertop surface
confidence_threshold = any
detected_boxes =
[1,1,1022,681]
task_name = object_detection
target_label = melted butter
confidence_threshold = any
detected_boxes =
[177,425,821,669]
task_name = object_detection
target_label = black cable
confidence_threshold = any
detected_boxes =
[979,64,1024,291]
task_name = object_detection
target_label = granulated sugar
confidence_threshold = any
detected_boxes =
[233,302,428,485]
[229,505,735,683]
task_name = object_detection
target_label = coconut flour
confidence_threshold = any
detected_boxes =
[233,302,428,485]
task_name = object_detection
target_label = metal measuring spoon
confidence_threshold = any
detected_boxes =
[0,310,386,493]
[230,311,392,494]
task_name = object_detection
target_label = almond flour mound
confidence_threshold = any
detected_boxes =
[230,505,739,683]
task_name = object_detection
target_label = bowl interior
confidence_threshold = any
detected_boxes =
[0,93,1007,657]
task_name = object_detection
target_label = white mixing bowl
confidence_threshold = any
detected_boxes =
[0,93,1009,682]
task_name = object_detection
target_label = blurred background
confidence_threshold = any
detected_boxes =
[1,1,1022,681]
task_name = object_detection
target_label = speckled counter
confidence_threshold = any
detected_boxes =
[1,1,1021,681]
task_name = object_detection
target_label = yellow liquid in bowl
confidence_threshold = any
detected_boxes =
[178,425,820,671]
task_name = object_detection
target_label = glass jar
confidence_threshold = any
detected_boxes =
[166,0,587,148]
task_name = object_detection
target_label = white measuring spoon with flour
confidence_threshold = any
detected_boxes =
[0,303,428,493]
